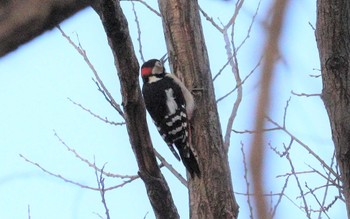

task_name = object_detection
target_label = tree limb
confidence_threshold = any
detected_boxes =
[94,1,179,218]
[0,0,91,57]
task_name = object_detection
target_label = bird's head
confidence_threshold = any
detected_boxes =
[141,54,168,81]
[140,59,165,79]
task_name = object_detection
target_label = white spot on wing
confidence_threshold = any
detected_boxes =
[165,74,195,119]
[165,88,178,115]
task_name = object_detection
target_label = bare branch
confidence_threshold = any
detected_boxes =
[212,55,232,81]
[305,164,340,189]
[95,162,111,219]
[153,149,188,187]
[319,151,337,218]
[269,137,293,157]
[216,56,262,103]
[91,78,125,117]
[223,31,242,152]
[27,205,31,219]
[291,90,321,97]
[271,174,291,217]
[0,0,90,57]
[198,6,223,32]
[282,97,291,128]
[240,142,254,219]
[96,1,180,217]
[20,154,100,191]
[310,73,321,78]
[53,130,135,179]
[305,183,330,219]
[93,212,105,219]
[67,97,125,126]
[20,153,139,191]
[57,25,125,119]
[123,0,161,16]
[285,151,311,218]
[225,0,244,30]
[131,1,145,62]
[234,190,302,211]
[233,127,281,134]
[308,22,316,31]
[236,0,261,51]
[266,116,339,180]
[249,1,290,218]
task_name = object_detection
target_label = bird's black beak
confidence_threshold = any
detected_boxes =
[160,53,168,65]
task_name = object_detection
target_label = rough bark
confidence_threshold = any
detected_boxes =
[0,0,91,57]
[94,1,179,218]
[158,1,239,218]
[316,0,350,217]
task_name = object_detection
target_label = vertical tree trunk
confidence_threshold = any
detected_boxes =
[316,0,350,217]
[158,1,239,218]
[95,1,179,218]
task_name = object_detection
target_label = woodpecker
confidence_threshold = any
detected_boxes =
[141,58,200,178]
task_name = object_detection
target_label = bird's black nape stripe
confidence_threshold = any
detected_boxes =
[149,73,166,78]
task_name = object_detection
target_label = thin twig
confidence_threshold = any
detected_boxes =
[216,56,262,103]
[233,127,281,134]
[265,116,339,180]
[67,97,125,126]
[234,190,302,211]
[271,174,291,217]
[240,142,254,219]
[198,6,223,32]
[305,182,330,218]
[20,154,100,190]
[305,164,340,189]
[95,162,111,219]
[276,170,316,178]
[285,151,311,218]
[223,30,242,152]
[282,97,291,128]
[212,54,233,81]
[291,90,321,97]
[318,151,336,218]
[20,153,139,191]
[27,205,31,219]
[153,148,188,187]
[131,1,145,62]
[53,130,135,179]
[91,78,124,117]
[225,0,244,30]
[236,0,261,52]
[269,137,293,157]
[57,25,125,119]
[123,0,161,16]
[301,183,340,198]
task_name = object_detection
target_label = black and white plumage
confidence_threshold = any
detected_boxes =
[141,59,200,178]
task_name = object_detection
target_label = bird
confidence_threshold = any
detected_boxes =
[140,58,200,178]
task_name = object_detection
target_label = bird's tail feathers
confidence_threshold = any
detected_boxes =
[177,145,200,178]
[168,144,181,161]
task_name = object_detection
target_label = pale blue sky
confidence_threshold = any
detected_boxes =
[0,1,345,218]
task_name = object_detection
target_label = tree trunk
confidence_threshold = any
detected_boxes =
[158,1,239,218]
[316,0,350,217]
[95,1,179,218]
